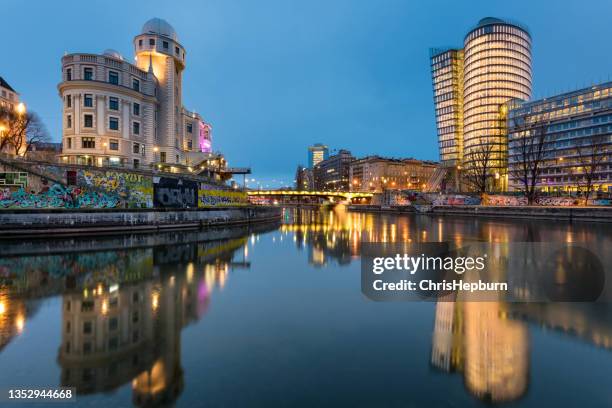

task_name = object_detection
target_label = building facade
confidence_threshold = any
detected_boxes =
[430,49,464,167]
[308,143,329,168]
[313,149,354,191]
[507,82,612,193]
[58,18,212,170]
[431,17,532,191]
[0,77,18,111]
[349,156,438,192]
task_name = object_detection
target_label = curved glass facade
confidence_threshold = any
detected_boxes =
[462,20,532,177]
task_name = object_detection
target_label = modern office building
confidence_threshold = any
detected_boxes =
[0,77,19,111]
[431,17,532,191]
[58,18,213,170]
[313,149,354,191]
[507,82,612,193]
[349,156,438,192]
[308,143,329,168]
[430,49,464,167]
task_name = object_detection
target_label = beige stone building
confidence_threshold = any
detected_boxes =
[58,18,213,170]
[0,77,19,111]
[349,156,438,192]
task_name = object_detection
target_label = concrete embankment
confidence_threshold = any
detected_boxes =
[0,205,282,237]
[348,204,612,223]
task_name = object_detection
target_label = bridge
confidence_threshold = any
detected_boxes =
[247,190,373,203]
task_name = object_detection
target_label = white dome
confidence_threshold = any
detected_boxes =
[141,18,177,41]
[103,49,123,60]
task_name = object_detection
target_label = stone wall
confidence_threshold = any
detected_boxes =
[0,158,247,209]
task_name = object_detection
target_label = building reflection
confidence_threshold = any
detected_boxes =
[55,237,245,406]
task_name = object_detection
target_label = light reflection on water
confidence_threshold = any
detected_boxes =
[0,208,611,407]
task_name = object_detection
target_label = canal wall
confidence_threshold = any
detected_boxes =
[0,156,248,209]
[348,204,612,223]
[0,206,281,237]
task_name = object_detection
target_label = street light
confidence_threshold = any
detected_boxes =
[16,103,26,115]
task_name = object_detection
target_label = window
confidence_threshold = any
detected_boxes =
[83,342,92,355]
[132,78,140,92]
[109,71,119,85]
[109,317,118,331]
[83,67,93,80]
[66,137,72,149]
[133,158,140,169]
[149,38,155,46]
[66,95,72,108]
[84,94,93,107]
[160,151,166,163]
[163,41,169,49]
[175,46,180,54]
[176,154,179,163]
[83,321,92,334]
[109,117,119,131]
[109,97,119,111]
[133,121,140,135]
[188,139,192,149]
[138,39,143,47]
[133,143,140,154]
[82,137,95,148]
[133,102,140,116]
[66,68,72,81]
[186,123,193,133]
[83,115,93,128]
[141,145,145,156]
[109,139,119,150]
[67,115,72,128]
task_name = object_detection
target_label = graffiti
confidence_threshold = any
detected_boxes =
[78,170,153,208]
[0,184,121,209]
[153,177,198,208]
[0,172,28,189]
[429,194,482,206]
[199,189,248,207]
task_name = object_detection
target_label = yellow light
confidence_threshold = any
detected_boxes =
[15,315,25,333]
[152,292,159,311]
[16,102,26,115]
[558,157,564,162]
[101,299,108,315]
[0,301,5,314]
[0,124,6,132]
[153,146,159,152]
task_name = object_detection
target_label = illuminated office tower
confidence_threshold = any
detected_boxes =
[430,49,464,167]
[431,18,532,191]
[308,143,329,168]
[463,18,532,189]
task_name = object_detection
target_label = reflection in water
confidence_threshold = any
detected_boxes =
[0,209,612,406]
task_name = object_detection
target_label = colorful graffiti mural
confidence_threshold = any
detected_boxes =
[199,189,248,207]
[153,177,198,208]
[0,184,120,209]
[78,170,153,208]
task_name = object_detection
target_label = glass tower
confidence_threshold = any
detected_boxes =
[430,48,464,167]
[462,18,532,182]
[431,17,532,190]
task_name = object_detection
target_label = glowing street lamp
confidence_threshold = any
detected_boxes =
[16,102,26,115]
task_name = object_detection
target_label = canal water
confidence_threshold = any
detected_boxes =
[0,208,611,407]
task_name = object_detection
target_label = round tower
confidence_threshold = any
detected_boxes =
[134,18,186,165]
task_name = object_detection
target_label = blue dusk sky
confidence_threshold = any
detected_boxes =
[2,0,612,187]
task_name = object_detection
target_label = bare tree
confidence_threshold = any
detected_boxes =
[508,120,548,205]
[0,106,49,156]
[462,137,497,195]
[575,134,608,205]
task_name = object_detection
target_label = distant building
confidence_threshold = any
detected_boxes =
[313,149,354,191]
[507,82,612,193]
[58,18,213,170]
[431,17,532,191]
[27,142,62,162]
[308,143,329,168]
[349,156,438,192]
[295,165,313,191]
[0,77,18,111]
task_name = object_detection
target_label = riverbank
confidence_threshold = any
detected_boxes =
[348,204,612,223]
[0,205,281,237]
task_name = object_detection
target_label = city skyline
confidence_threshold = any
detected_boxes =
[4,0,612,186]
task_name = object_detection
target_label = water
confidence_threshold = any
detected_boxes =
[0,208,611,407]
